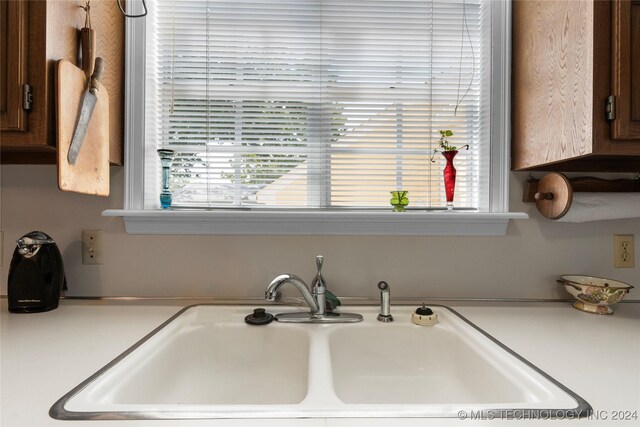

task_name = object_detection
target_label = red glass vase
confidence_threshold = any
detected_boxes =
[442,150,458,210]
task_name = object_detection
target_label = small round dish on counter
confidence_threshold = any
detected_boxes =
[558,275,634,315]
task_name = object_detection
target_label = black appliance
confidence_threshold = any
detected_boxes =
[8,231,67,313]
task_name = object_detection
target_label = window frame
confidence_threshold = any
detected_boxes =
[103,0,527,235]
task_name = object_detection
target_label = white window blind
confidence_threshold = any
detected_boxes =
[145,0,491,210]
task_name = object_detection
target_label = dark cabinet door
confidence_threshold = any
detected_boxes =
[0,0,28,132]
[611,0,640,140]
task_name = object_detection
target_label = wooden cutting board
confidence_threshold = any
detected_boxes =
[55,59,109,196]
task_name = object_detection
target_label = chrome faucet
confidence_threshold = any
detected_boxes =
[266,273,320,315]
[265,255,362,324]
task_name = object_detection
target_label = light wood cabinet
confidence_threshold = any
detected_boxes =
[512,0,640,171]
[0,0,123,165]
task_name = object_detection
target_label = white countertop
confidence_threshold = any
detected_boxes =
[1,298,639,427]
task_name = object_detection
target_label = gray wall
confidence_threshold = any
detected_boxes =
[1,165,638,300]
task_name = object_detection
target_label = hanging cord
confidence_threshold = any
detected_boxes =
[117,0,147,18]
[454,0,475,116]
[169,0,175,114]
[79,1,91,28]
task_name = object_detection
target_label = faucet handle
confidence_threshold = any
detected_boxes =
[315,255,324,274]
[312,255,326,290]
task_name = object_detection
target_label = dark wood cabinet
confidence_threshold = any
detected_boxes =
[611,0,640,140]
[512,0,640,172]
[1,0,53,163]
[1,0,28,133]
[0,0,123,165]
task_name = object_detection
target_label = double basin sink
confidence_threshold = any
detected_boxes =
[50,304,590,420]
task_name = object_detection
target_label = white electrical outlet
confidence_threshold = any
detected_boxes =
[614,234,634,268]
[82,230,104,265]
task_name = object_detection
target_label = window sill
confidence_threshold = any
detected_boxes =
[102,210,528,236]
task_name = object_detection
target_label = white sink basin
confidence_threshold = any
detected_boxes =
[97,322,309,406]
[328,310,577,415]
[331,324,534,405]
[51,304,590,420]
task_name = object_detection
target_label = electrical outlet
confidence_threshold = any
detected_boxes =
[82,230,103,265]
[614,234,634,268]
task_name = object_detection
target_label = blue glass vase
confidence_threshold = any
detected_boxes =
[157,149,175,209]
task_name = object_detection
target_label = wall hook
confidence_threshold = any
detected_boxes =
[79,1,91,29]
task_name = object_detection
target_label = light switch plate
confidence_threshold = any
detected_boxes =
[82,230,103,265]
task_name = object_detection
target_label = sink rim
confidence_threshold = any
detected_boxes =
[50,303,592,420]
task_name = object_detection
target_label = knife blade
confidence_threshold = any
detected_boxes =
[68,57,103,165]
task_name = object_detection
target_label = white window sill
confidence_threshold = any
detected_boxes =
[102,210,528,236]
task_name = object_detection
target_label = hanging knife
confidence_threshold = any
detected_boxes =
[68,57,103,165]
